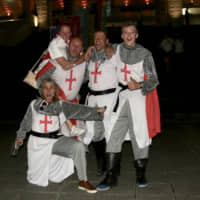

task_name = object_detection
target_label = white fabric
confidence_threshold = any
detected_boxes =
[51,60,86,101]
[36,35,86,136]
[48,35,68,59]
[109,46,151,148]
[34,36,67,75]
[84,56,118,144]
[27,101,74,187]
[174,39,184,53]
[160,38,174,53]
[88,56,118,91]
[84,91,119,144]
[50,59,86,138]
[32,101,60,133]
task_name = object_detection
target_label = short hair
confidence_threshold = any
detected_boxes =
[121,21,138,33]
[59,23,71,32]
[94,29,108,38]
[39,78,60,102]
[70,37,84,47]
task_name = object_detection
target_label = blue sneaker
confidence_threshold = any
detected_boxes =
[136,182,148,188]
[96,184,111,191]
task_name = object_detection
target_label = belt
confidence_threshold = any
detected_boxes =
[30,130,63,139]
[88,88,116,96]
[113,83,128,112]
[118,82,128,90]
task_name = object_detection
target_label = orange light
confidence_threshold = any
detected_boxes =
[145,0,151,5]
[58,0,64,9]
[81,0,88,9]
[123,0,130,6]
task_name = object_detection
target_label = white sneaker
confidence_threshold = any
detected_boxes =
[70,126,86,136]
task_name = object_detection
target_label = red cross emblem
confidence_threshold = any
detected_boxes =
[121,64,131,81]
[40,115,52,133]
[91,62,102,84]
[66,70,76,91]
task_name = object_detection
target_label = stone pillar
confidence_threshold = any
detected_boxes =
[168,0,183,26]
[35,0,48,30]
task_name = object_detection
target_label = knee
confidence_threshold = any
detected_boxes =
[73,140,85,152]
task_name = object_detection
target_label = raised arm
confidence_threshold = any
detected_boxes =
[61,101,104,121]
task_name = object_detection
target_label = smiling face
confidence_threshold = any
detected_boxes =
[59,25,72,43]
[121,25,138,47]
[69,38,83,58]
[41,81,56,103]
[94,31,108,51]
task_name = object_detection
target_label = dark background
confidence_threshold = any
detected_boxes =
[1,25,199,121]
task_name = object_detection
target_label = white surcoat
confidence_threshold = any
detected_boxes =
[109,46,152,148]
[27,100,74,187]
[84,56,119,144]
[51,60,86,101]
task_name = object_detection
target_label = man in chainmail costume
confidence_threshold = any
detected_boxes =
[84,30,118,176]
[15,78,105,193]
[96,22,161,191]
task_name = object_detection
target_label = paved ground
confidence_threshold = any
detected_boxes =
[0,115,200,200]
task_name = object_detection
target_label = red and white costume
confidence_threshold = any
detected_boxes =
[107,45,161,149]
[27,100,74,186]
[35,35,69,75]
[84,55,118,144]
[35,35,86,136]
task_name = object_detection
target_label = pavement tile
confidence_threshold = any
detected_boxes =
[175,194,200,200]
[0,190,21,200]
[135,183,173,197]
[20,192,59,200]
[135,194,175,200]
[173,183,200,195]
[59,193,98,200]
[23,181,64,193]
[96,194,135,200]
[1,183,26,192]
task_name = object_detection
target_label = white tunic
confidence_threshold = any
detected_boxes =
[108,46,151,148]
[84,56,119,144]
[35,35,68,74]
[27,100,74,187]
[51,60,86,101]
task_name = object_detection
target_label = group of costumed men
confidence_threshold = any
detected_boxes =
[14,22,161,194]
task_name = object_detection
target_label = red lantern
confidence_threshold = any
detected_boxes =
[123,0,130,7]
[81,0,88,9]
[144,0,151,5]
[58,0,64,9]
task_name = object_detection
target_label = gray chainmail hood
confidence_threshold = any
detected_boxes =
[90,48,107,63]
[119,42,151,65]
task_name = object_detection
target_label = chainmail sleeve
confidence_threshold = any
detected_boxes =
[16,102,33,140]
[61,101,103,121]
[142,54,159,95]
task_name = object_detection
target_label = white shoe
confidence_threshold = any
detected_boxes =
[70,126,86,136]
